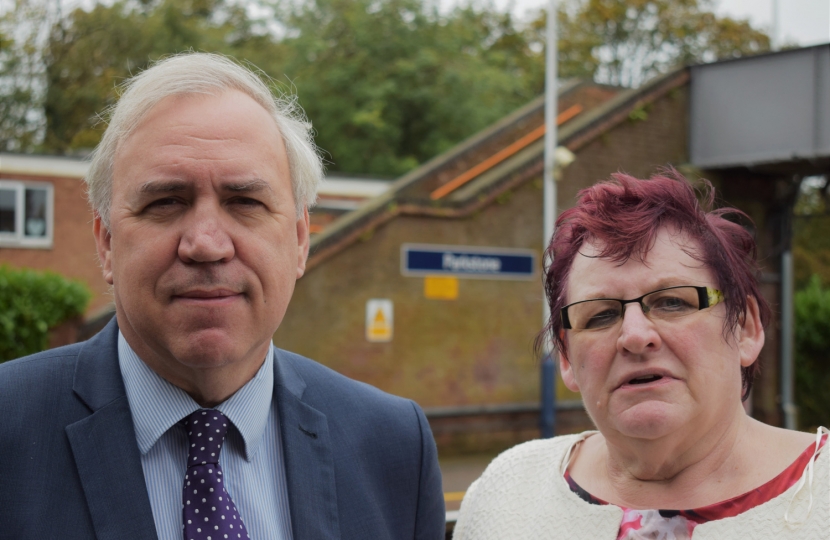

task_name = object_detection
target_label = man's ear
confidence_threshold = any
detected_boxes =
[296,206,310,279]
[559,349,581,393]
[93,213,114,285]
[738,295,765,368]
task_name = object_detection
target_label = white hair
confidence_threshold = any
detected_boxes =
[86,52,321,226]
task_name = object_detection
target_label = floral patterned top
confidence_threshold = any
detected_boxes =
[565,434,827,540]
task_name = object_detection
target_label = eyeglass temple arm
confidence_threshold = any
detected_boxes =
[699,286,725,309]
[560,307,572,330]
[697,286,710,309]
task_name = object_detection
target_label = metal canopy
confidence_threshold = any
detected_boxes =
[690,44,830,172]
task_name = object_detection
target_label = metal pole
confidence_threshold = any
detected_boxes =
[771,0,780,51]
[540,0,558,439]
[540,354,556,438]
[543,0,558,262]
[781,248,797,430]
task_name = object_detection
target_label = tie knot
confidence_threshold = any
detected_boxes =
[184,409,230,466]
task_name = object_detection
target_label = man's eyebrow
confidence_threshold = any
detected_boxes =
[222,179,273,193]
[136,179,274,195]
[138,180,190,194]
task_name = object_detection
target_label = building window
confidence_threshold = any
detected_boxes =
[0,180,54,248]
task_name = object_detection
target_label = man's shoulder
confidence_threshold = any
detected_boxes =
[274,348,423,421]
[0,341,86,389]
[0,342,90,435]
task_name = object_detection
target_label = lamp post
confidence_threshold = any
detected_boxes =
[771,0,779,51]
[540,0,558,439]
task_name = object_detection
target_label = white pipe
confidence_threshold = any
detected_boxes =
[771,0,780,51]
[542,0,558,336]
[781,248,797,430]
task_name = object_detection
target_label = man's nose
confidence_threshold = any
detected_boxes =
[178,205,235,264]
[616,303,662,355]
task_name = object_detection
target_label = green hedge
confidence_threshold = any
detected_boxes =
[0,265,91,362]
[795,275,830,430]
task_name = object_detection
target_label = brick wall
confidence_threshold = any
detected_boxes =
[0,172,111,315]
[274,83,695,451]
[558,85,689,207]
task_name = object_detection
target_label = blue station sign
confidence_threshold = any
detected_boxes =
[401,243,536,280]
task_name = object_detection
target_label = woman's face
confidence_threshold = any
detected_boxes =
[559,227,763,442]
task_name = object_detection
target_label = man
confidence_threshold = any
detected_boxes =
[0,53,444,540]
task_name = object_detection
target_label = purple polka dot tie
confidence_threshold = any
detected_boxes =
[182,409,249,540]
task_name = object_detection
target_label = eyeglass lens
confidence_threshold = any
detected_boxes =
[567,286,703,331]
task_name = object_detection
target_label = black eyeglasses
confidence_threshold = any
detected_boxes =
[561,285,724,331]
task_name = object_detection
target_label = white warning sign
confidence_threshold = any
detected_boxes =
[366,299,393,342]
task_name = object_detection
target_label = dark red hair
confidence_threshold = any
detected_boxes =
[539,170,771,400]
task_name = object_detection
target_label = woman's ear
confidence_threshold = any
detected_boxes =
[738,295,765,368]
[559,350,581,392]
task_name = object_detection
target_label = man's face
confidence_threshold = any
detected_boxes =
[95,90,309,394]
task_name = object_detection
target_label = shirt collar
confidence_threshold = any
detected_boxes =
[118,331,274,462]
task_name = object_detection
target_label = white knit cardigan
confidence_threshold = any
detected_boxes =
[453,431,828,540]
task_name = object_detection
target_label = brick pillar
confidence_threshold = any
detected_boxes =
[708,171,800,428]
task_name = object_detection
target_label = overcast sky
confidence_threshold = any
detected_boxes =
[485,0,830,47]
[718,0,829,46]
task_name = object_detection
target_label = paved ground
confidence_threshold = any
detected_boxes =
[439,454,496,512]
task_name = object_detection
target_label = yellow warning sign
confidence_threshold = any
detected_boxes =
[366,299,393,342]
[424,276,458,300]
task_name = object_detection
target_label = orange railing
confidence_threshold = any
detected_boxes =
[430,104,583,200]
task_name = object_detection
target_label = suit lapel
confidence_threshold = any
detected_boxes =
[273,350,341,540]
[68,319,158,540]
[67,322,341,540]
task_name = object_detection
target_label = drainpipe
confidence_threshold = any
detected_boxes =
[542,0,558,287]
[540,354,556,438]
[540,0,558,439]
[781,248,797,430]
[780,179,798,430]
[771,0,780,51]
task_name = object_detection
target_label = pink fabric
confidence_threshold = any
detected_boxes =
[564,435,827,539]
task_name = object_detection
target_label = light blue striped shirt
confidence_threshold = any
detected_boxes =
[118,332,293,540]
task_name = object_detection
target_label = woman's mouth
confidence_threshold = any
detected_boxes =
[628,374,663,385]
[618,373,677,390]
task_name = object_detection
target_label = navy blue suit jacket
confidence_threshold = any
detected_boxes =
[0,320,445,539]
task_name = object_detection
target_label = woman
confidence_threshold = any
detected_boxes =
[454,172,827,539]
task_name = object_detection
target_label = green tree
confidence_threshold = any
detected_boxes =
[273,0,542,175]
[794,176,830,288]
[5,0,772,175]
[0,0,56,152]
[792,176,830,430]
[794,275,830,430]
[36,0,545,175]
[527,0,771,86]
[42,0,272,154]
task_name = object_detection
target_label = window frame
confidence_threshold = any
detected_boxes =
[0,179,55,249]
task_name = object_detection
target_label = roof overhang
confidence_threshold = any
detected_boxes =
[0,153,90,178]
[690,44,830,173]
